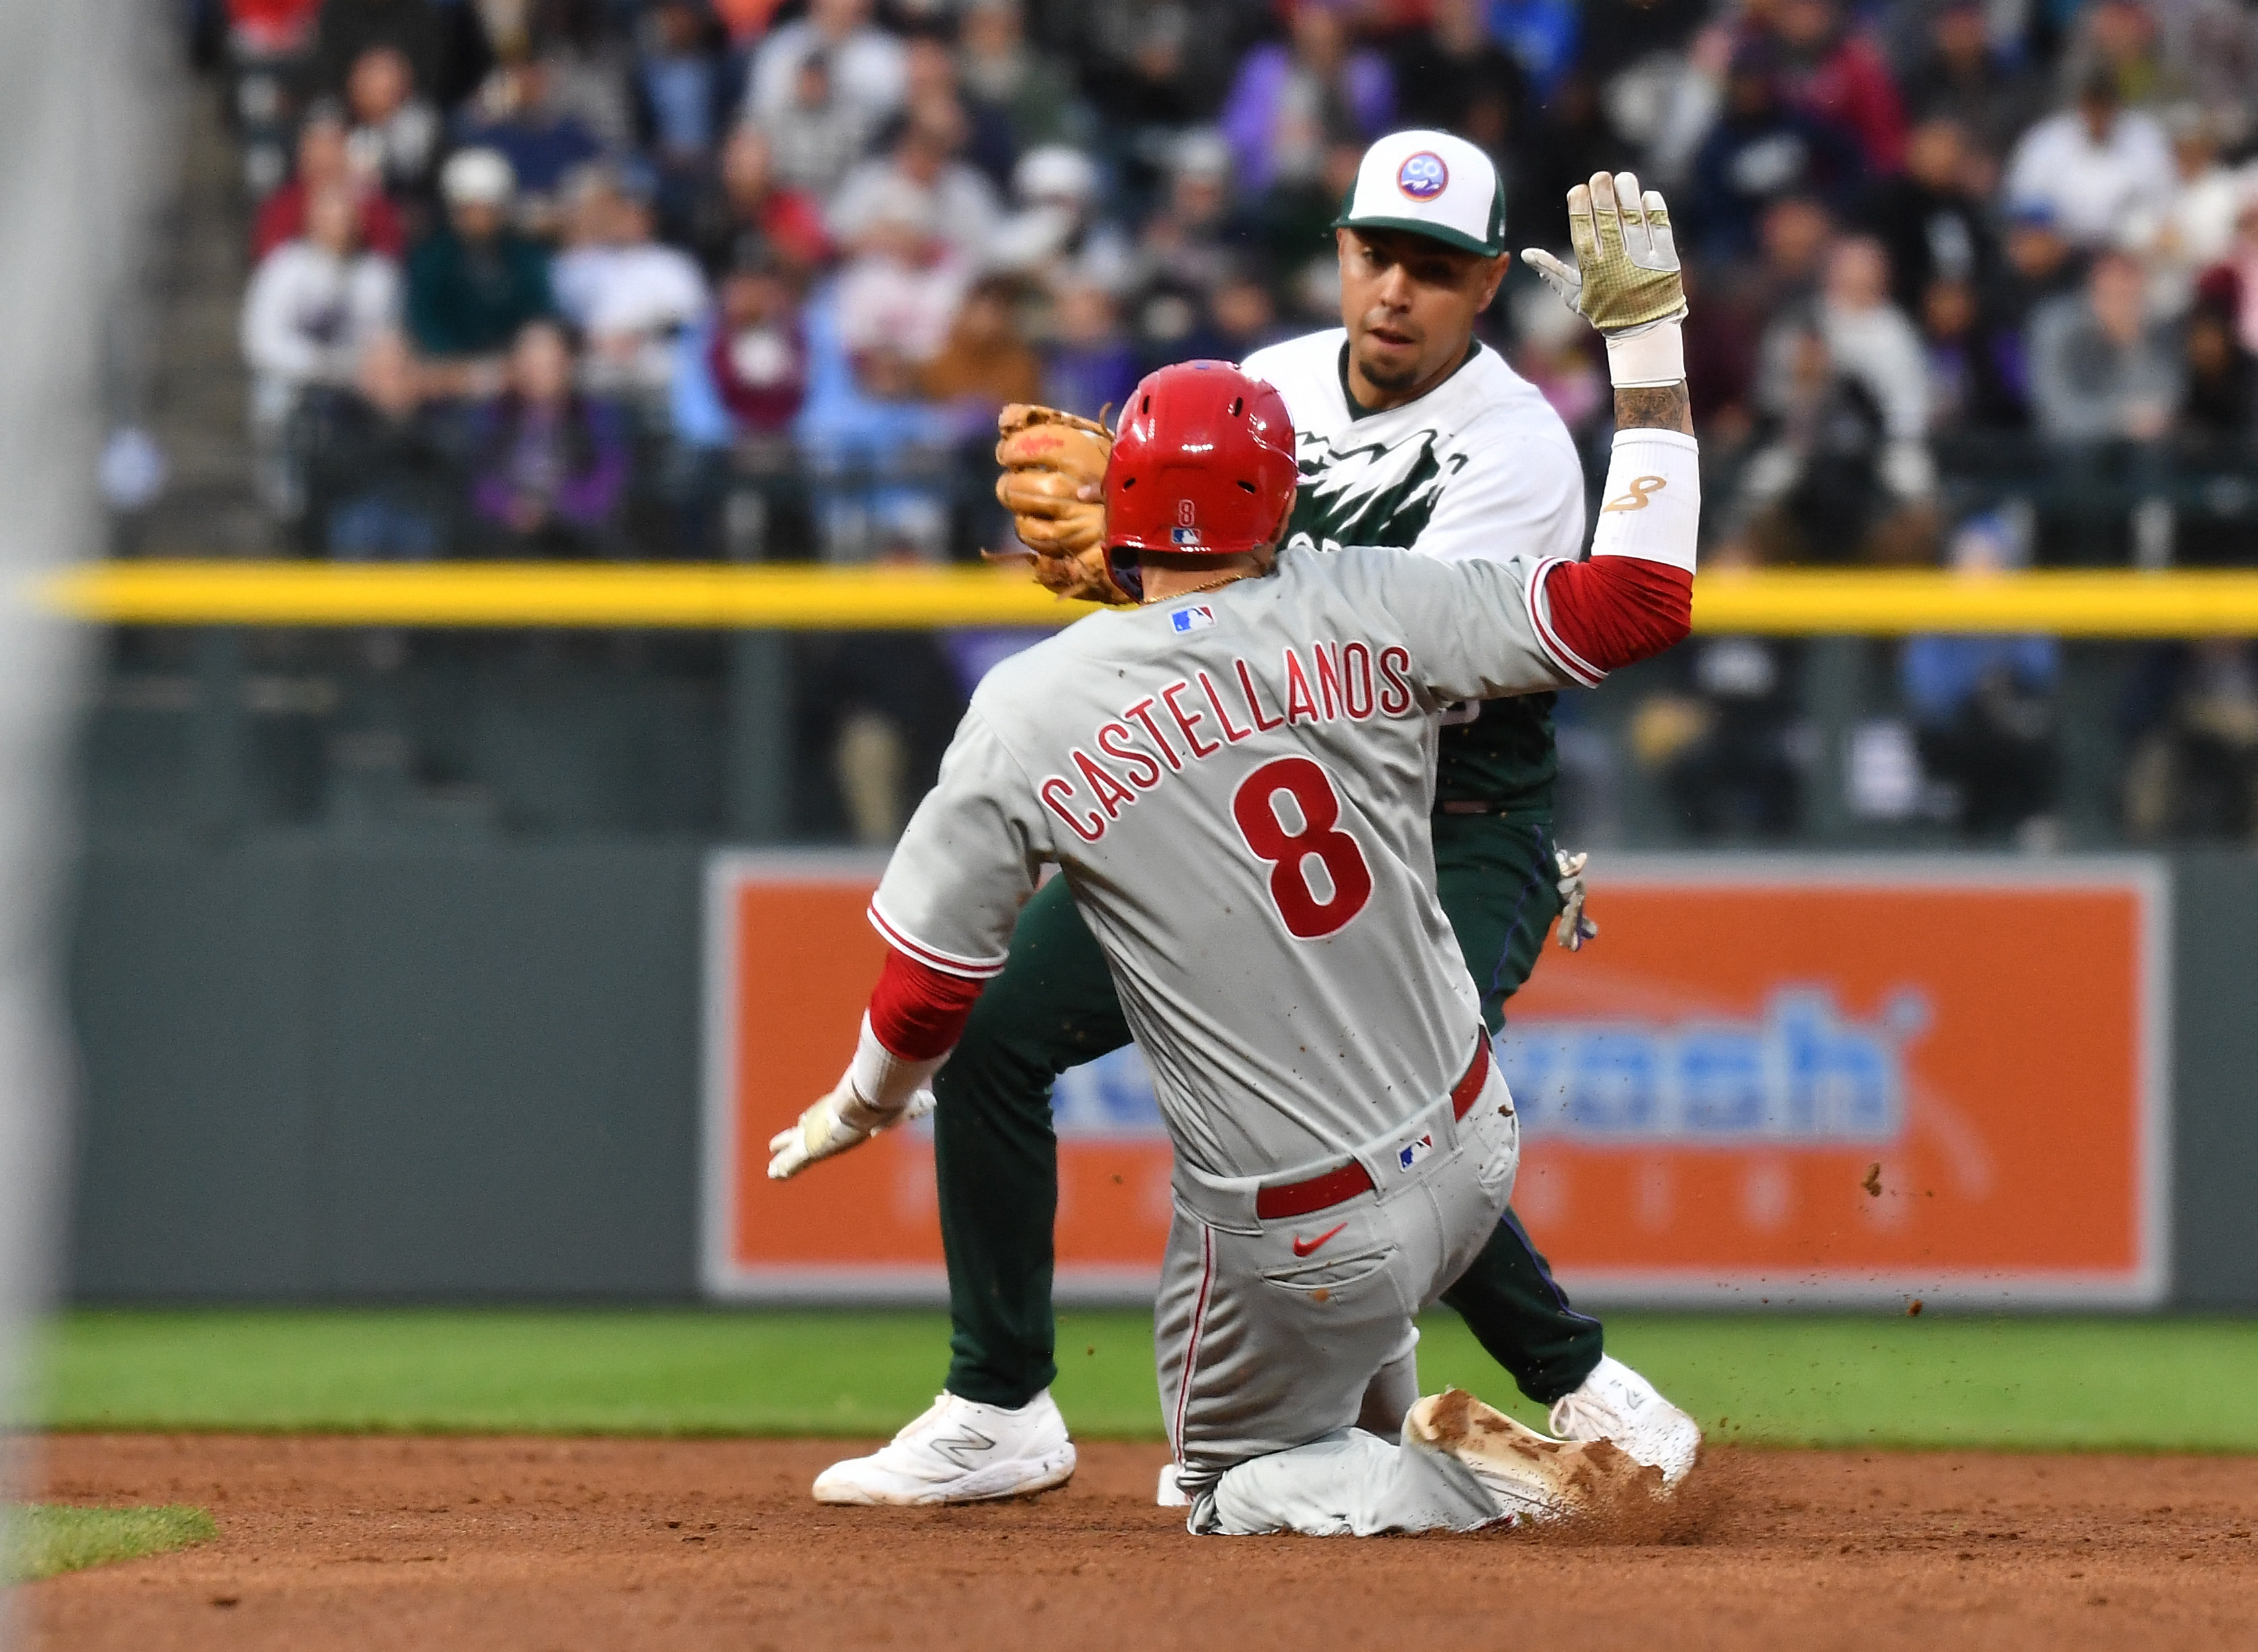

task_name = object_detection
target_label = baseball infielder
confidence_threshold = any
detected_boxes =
[809,131,1702,1508]
[771,171,1704,1533]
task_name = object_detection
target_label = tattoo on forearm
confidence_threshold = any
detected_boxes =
[1614,381,1693,434]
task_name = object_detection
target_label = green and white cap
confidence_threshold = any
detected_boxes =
[1332,130,1506,258]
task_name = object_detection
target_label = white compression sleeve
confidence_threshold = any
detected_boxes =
[1589,428,1701,574]
[845,1012,948,1116]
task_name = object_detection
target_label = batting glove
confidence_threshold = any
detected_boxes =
[767,1075,908,1181]
[1521,171,1688,387]
[1553,848,1598,951]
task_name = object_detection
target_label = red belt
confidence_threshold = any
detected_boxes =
[1252,1040,1494,1222]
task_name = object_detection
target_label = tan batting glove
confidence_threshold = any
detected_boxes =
[767,1074,907,1181]
[1520,171,1688,387]
[1553,848,1598,952]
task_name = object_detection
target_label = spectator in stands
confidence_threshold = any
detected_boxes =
[242,182,401,519]
[405,148,555,393]
[2178,282,2257,434]
[831,107,1002,270]
[454,57,609,232]
[1895,0,2041,166]
[311,328,454,558]
[1900,512,2061,841]
[2003,72,2174,248]
[1636,627,1806,838]
[1689,42,1865,262]
[1219,0,1395,195]
[919,275,1044,425]
[957,0,1081,158]
[342,44,440,207]
[1042,280,1138,423]
[634,0,726,182]
[552,169,709,398]
[311,0,452,102]
[2029,248,2183,442]
[1514,68,1628,246]
[1390,0,1530,156]
[1247,136,1365,286]
[2126,107,2251,316]
[469,320,629,556]
[1920,273,2026,431]
[1578,0,1710,89]
[232,0,322,60]
[1165,262,1289,369]
[987,146,1135,297]
[1487,0,1581,97]
[744,0,905,145]
[1081,2,1225,134]
[671,256,810,449]
[2056,0,2179,110]
[685,126,832,281]
[1861,116,1994,311]
[795,281,956,561]
[1740,237,1934,563]
[1772,0,1909,175]
[2122,640,2258,840]
[752,47,867,201]
[1133,130,1236,305]
[1977,203,2080,416]
[2220,197,2258,358]
[834,180,971,367]
[252,107,405,262]
[901,32,1015,192]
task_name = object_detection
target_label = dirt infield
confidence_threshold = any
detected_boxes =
[26,1434,2258,1651]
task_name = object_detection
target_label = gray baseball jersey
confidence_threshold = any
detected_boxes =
[869,538,1581,1185]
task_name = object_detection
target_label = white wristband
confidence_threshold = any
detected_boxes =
[1603,320,1686,389]
[846,1011,947,1116]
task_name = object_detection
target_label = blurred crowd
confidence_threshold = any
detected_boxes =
[198,0,2258,844]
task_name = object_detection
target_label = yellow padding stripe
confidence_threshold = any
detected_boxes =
[30,563,2258,636]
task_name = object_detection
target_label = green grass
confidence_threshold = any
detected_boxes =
[29,1309,2258,1451]
[1,1505,217,1581]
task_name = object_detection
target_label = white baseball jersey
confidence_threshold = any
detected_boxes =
[870,540,1581,1182]
[1238,329,1585,806]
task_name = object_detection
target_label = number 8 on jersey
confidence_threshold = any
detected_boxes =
[1232,757,1375,939]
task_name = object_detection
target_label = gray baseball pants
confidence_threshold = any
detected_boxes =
[1155,1046,1522,1535]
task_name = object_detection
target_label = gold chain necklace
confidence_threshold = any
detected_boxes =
[1146,568,1252,603]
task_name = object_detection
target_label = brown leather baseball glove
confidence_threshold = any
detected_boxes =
[989,403,1133,605]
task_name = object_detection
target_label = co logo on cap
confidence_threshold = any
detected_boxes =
[1396,151,1448,201]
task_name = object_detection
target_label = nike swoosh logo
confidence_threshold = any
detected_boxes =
[1292,1222,1348,1258]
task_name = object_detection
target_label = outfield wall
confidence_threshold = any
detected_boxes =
[60,843,2258,1308]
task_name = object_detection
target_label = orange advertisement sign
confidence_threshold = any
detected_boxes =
[704,854,2169,1306]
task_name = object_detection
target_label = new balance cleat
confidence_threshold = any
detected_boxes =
[812,1388,1077,1506]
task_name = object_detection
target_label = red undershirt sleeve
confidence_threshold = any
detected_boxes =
[1538,556,1694,677]
[866,946,987,1061]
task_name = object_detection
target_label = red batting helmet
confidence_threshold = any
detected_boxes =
[1104,361,1299,561]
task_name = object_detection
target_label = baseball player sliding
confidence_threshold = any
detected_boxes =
[771,169,1705,1535]
[801,130,1701,1510]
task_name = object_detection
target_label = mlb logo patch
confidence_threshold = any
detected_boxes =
[1170,604,1216,634]
[1170,526,1204,546]
[1397,1132,1435,1172]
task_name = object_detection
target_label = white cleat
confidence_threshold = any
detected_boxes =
[1408,1388,1654,1524]
[812,1388,1077,1506]
[1549,1354,1701,1488]
[1155,1461,1189,1507]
